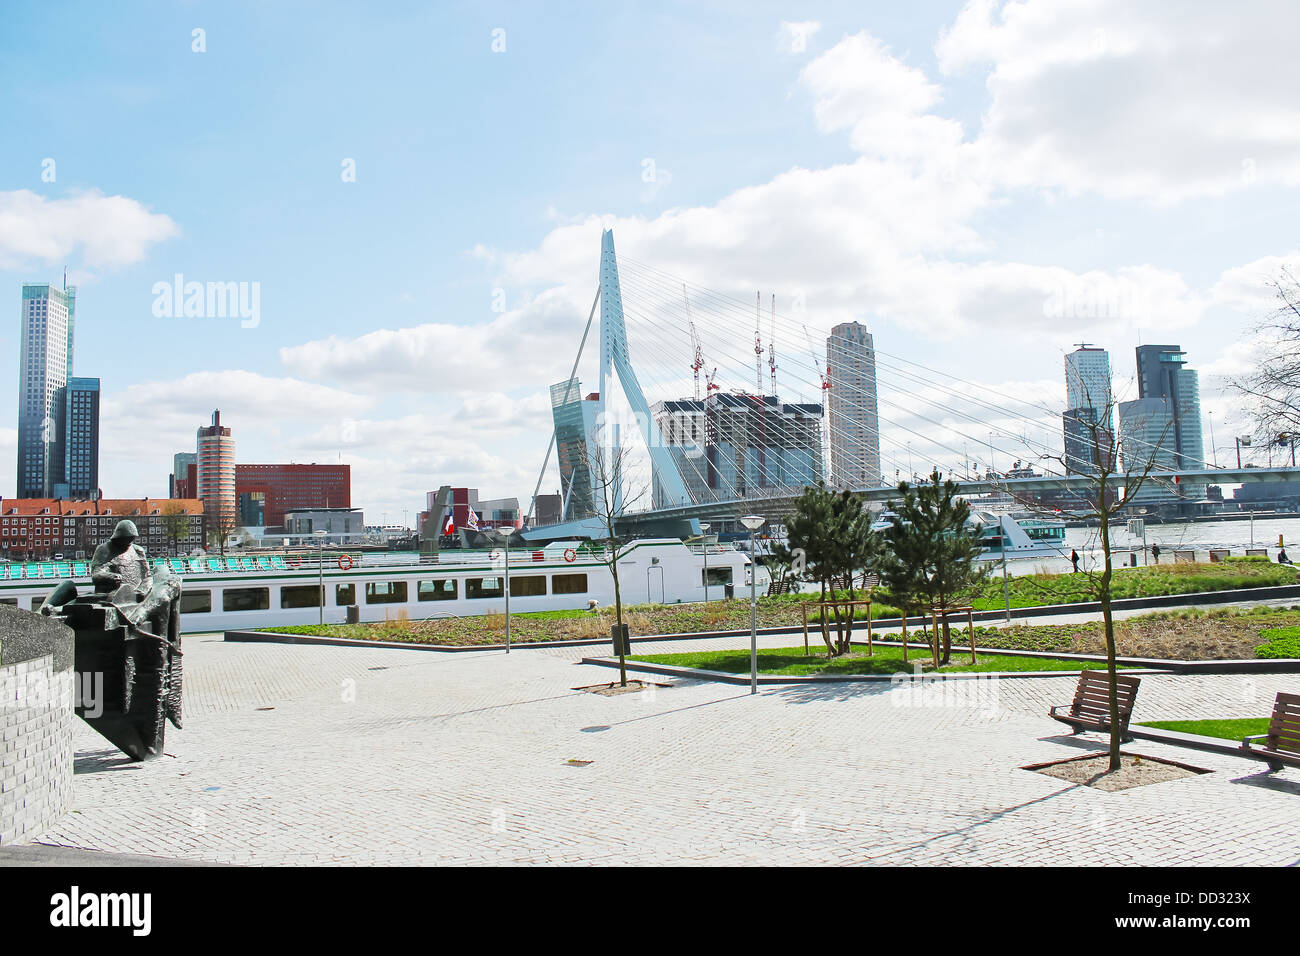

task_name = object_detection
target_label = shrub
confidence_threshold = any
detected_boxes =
[1256,625,1300,659]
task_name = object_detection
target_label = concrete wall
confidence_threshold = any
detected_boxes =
[0,606,74,845]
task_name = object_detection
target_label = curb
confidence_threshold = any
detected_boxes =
[580,655,1172,684]
[1127,725,1269,763]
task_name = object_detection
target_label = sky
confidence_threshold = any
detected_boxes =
[2,0,1298,523]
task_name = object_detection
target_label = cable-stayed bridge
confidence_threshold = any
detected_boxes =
[522,231,1298,541]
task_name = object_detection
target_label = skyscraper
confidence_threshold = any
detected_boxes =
[197,410,236,533]
[1120,345,1205,505]
[549,378,599,521]
[17,283,75,497]
[826,321,881,488]
[60,377,100,499]
[1062,346,1113,475]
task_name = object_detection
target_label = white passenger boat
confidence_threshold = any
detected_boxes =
[0,538,769,634]
[870,510,1068,561]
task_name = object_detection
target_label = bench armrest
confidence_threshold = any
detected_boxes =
[1241,734,1270,747]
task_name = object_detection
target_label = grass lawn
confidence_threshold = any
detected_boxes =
[1137,717,1271,741]
[629,643,1116,677]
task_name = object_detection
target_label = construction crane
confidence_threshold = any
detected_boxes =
[704,366,720,393]
[804,325,831,393]
[684,284,704,401]
[754,291,764,396]
[768,293,777,396]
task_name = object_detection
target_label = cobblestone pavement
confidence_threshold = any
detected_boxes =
[29,632,1300,866]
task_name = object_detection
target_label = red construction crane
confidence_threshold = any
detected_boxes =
[684,284,704,401]
[804,325,831,393]
[768,293,777,396]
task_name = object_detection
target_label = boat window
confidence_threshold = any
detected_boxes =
[223,588,270,612]
[510,576,546,597]
[0,597,15,606]
[180,589,211,614]
[704,567,732,586]
[466,577,504,599]
[336,583,356,606]
[31,597,44,610]
[551,573,587,594]
[418,579,457,601]
[281,585,322,609]
[365,581,408,604]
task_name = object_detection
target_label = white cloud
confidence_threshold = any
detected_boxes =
[937,0,1300,202]
[1212,251,1300,314]
[778,20,821,54]
[0,189,179,270]
[801,31,965,163]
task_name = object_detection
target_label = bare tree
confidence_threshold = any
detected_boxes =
[587,439,652,687]
[206,509,238,556]
[162,501,190,556]
[1230,265,1300,439]
[1000,387,1174,772]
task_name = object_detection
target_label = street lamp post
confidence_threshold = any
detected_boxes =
[314,530,327,625]
[741,514,765,695]
[699,521,712,603]
[495,527,514,653]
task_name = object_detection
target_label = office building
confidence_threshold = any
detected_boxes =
[170,452,196,498]
[650,399,712,508]
[826,322,881,488]
[234,463,351,528]
[550,378,600,521]
[1062,346,1114,475]
[58,377,100,499]
[703,392,823,497]
[17,283,75,497]
[197,410,236,534]
[1122,345,1206,505]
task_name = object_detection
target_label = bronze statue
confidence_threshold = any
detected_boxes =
[41,520,184,760]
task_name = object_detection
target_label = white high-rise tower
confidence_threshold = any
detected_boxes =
[826,321,881,488]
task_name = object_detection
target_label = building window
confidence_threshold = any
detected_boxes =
[509,576,546,597]
[223,588,270,612]
[418,579,457,602]
[551,573,588,594]
[281,585,322,609]
[365,581,407,604]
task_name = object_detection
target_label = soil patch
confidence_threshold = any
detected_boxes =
[1024,752,1211,792]
[573,680,665,696]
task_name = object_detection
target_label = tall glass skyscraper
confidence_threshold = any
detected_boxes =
[17,283,76,498]
[59,377,100,499]
[826,321,881,488]
[1120,344,1205,504]
[1062,346,1114,475]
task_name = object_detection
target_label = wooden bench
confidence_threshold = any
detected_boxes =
[1240,692,1300,772]
[1245,548,1269,557]
[1049,671,1142,741]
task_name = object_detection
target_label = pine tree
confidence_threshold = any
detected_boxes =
[879,470,988,666]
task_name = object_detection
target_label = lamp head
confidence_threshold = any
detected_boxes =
[740,514,765,531]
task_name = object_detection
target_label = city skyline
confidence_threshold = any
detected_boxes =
[3,3,1298,519]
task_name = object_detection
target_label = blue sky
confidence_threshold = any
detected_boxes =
[3,1,1299,520]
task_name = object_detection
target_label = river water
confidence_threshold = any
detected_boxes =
[1007,515,1300,576]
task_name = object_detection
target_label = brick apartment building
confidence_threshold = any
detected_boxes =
[0,498,206,561]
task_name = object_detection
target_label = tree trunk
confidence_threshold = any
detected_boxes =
[613,559,626,687]
[1099,505,1120,771]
